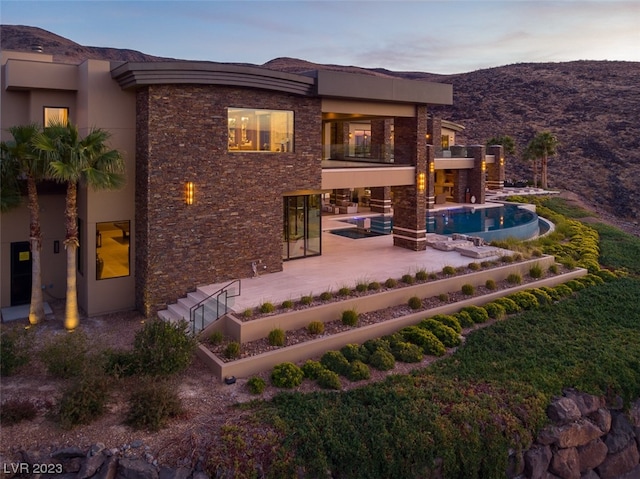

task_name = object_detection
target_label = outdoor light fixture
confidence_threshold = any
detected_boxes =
[481,160,487,172]
[500,156,504,166]
[185,181,195,205]
[417,172,426,193]
[429,162,435,174]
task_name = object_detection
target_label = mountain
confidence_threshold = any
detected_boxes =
[2,25,638,226]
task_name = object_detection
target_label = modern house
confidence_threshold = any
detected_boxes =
[1,50,504,318]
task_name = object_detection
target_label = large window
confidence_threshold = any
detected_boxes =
[228,108,294,152]
[44,107,69,126]
[96,221,130,280]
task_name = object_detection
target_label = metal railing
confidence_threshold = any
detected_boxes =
[189,279,241,335]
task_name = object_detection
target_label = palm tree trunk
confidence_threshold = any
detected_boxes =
[27,176,45,325]
[533,158,539,188]
[541,155,548,189]
[64,181,80,330]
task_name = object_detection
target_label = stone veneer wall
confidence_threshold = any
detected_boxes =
[135,84,322,316]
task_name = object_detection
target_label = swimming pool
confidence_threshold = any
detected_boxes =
[331,204,540,242]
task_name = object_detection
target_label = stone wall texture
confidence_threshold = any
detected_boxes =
[135,85,322,316]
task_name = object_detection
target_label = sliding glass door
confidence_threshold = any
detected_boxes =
[283,194,321,260]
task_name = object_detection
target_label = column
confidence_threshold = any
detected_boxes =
[370,186,392,234]
[468,145,486,204]
[371,119,393,162]
[486,145,505,190]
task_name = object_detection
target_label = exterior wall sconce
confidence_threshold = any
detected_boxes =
[500,156,504,166]
[429,162,435,174]
[185,181,195,205]
[481,160,487,172]
[417,172,426,193]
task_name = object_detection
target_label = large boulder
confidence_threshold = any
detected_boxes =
[596,441,640,479]
[524,445,553,479]
[549,447,580,479]
[547,397,582,425]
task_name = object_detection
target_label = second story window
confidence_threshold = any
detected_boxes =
[228,108,294,152]
[44,107,69,126]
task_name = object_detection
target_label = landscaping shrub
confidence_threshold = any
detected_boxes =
[247,376,267,395]
[512,252,524,261]
[484,302,506,320]
[430,314,462,334]
[468,262,481,271]
[316,369,342,390]
[242,308,254,318]
[566,279,585,291]
[320,351,351,376]
[300,295,314,305]
[400,326,446,356]
[0,399,38,426]
[126,380,183,431]
[437,293,449,302]
[408,296,423,310]
[338,287,351,297]
[281,299,294,309]
[224,342,241,360]
[57,374,109,429]
[401,274,415,284]
[548,264,559,274]
[418,319,461,347]
[576,276,597,287]
[461,283,475,296]
[594,269,617,282]
[259,302,275,314]
[101,349,137,378]
[507,291,539,310]
[528,288,553,307]
[501,254,514,263]
[369,349,396,371]
[307,321,325,335]
[132,320,196,376]
[428,273,438,280]
[485,279,497,290]
[301,360,324,380]
[356,281,368,292]
[347,360,371,381]
[41,331,90,378]
[460,305,490,324]
[268,328,286,347]
[271,362,304,388]
[208,330,224,345]
[0,328,32,376]
[340,343,369,363]
[384,278,398,288]
[506,273,522,285]
[453,311,475,328]
[585,273,605,285]
[415,269,428,281]
[341,309,359,327]
[363,338,391,356]
[391,341,424,363]
[368,281,381,291]
[529,264,543,279]
[319,291,333,301]
[442,265,456,276]
[539,286,562,301]
[383,332,405,349]
[492,297,521,314]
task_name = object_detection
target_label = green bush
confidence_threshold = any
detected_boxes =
[41,331,90,378]
[363,338,391,356]
[577,276,596,287]
[418,319,461,347]
[271,362,304,388]
[356,281,368,292]
[340,343,369,363]
[368,281,381,291]
[528,288,553,307]
[507,291,539,310]
[415,269,429,281]
[485,279,497,290]
[101,349,137,378]
[281,299,294,309]
[0,398,37,426]
[492,297,521,314]
[268,328,286,347]
[586,273,605,285]
[301,360,324,379]
[594,269,617,282]
[408,296,423,310]
[484,302,506,320]
[506,273,522,285]
[401,274,415,284]
[57,374,110,429]
[501,254,515,263]
[208,330,224,345]
[539,286,562,301]
[453,311,476,328]
[307,321,325,335]
[549,264,559,274]
[369,349,396,371]
[430,314,462,334]
[442,265,456,276]
[566,279,585,291]
[0,328,32,376]
[320,351,351,376]
[341,309,359,327]
[319,291,333,301]
[391,341,424,363]
[316,369,342,390]
[224,342,241,360]
[400,326,446,356]
[259,302,275,314]
[347,360,371,381]
[461,283,475,296]
[132,320,196,376]
[460,305,490,324]
[468,262,481,271]
[300,295,314,305]
[437,293,450,302]
[125,380,183,431]
[247,376,267,395]
[338,287,351,297]
[242,308,254,318]
[529,264,543,279]
[384,278,398,288]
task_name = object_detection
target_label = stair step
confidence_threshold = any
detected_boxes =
[167,303,190,322]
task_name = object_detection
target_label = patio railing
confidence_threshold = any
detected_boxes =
[189,279,241,335]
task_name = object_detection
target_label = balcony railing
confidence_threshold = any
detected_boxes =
[323,144,394,163]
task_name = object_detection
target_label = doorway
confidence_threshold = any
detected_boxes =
[283,194,321,260]
[10,241,31,306]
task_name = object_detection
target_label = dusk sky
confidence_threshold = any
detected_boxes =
[2,0,639,74]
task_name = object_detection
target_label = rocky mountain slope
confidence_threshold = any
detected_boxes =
[2,25,638,224]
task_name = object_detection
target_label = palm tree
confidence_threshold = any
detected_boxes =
[33,122,125,330]
[1,124,48,325]
[522,141,539,187]
[527,131,558,189]
[486,135,516,157]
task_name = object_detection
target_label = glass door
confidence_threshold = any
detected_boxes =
[283,194,321,260]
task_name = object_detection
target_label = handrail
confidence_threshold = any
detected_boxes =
[189,279,241,335]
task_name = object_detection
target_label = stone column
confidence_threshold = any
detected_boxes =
[468,145,486,204]
[330,122,350,160]
[333,188,352,213]
[486,145,505,190]
[427,117,442,157]
[370,186,393,234]
[392,106,427,251]
[371,119,393,162]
